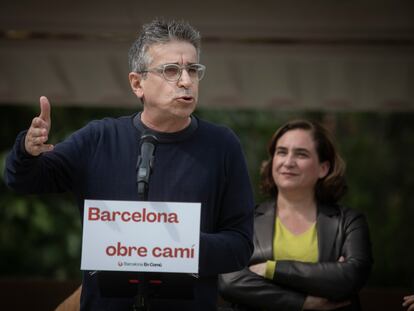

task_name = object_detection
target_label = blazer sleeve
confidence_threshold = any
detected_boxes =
[219,268,306,311]
[271,208,373,301]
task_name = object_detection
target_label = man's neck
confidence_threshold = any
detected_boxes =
[140,111,191,133]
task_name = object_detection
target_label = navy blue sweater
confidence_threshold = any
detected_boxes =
[5,114,254,311]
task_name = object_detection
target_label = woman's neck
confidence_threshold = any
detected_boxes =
[276,191,317,222]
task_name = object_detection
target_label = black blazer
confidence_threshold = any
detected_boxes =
[219,201,373,311]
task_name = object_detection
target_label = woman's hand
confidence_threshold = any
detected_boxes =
[249,263,267,277]
[302,296,350,310]
[403,295,414,311]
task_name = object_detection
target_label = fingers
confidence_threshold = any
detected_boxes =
[39,96,51,125]
[26,143,54,156]
[403,295,414,308]
[28,116,50,142]
[403,294,414,303]
[25,123,54,155]
[24,96,54,156]
[338,256,345,262]
[31,116,49,131]
[333,300,351,309]
[248,263,266,277]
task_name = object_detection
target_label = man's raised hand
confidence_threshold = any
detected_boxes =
[24,96,54,156]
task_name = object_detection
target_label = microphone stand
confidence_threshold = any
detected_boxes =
[134,133,158,311]
[132,132,195,309]
[137,133,157,201]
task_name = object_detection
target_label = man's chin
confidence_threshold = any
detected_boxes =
[176,104,196,117]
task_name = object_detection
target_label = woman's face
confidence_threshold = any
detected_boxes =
[272,129,329,195]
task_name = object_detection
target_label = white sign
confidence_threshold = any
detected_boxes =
[81,200,201,273]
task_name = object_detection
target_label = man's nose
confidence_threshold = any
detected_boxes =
[177,69,193,88]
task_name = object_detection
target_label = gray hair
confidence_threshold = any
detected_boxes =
[128,19,201,73]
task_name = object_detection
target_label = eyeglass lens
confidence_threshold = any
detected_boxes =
[163,64,205,81]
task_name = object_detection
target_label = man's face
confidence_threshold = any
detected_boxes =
[130,40,199,128]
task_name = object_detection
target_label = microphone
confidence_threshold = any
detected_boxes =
[136,132,158,200]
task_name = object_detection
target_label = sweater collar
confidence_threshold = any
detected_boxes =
[133,112,198,143]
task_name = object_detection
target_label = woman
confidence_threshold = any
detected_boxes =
[219,120,373,311]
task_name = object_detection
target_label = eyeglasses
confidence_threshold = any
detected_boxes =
[140,63,206,82]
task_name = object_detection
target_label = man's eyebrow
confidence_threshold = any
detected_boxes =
[162,62,197,65]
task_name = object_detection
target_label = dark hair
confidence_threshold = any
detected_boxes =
[260,119,347,204]
[128,19,201,73]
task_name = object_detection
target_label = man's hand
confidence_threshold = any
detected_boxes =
[403,294,414,311]
[24,96,54,156]
[303,296,351,310]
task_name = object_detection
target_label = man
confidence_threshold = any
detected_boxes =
[4,19,254,310]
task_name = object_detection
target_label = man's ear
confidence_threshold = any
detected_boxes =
[319,161,330,179]
[129,72,144,99]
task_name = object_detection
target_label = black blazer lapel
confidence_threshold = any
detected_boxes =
[252,201,275,263]
[317,204,340,262]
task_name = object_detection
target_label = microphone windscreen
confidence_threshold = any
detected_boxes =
[140,131,158,145]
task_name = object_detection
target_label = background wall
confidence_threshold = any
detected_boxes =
[1,0,413,110]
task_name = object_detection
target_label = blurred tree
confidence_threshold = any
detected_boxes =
[0,105,413,288]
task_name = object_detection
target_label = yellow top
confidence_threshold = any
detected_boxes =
[264,217,318,279]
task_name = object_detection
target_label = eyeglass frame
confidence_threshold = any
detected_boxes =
[139,63,206,82]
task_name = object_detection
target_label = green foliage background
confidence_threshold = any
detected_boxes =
[1,105,413,288]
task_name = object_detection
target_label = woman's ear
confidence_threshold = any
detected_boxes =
[319,161,330,179]
[128,72,144,99]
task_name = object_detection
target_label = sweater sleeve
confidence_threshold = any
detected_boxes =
[198,129,255,276]
[272,210,373,300]
[4,123,95,195]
